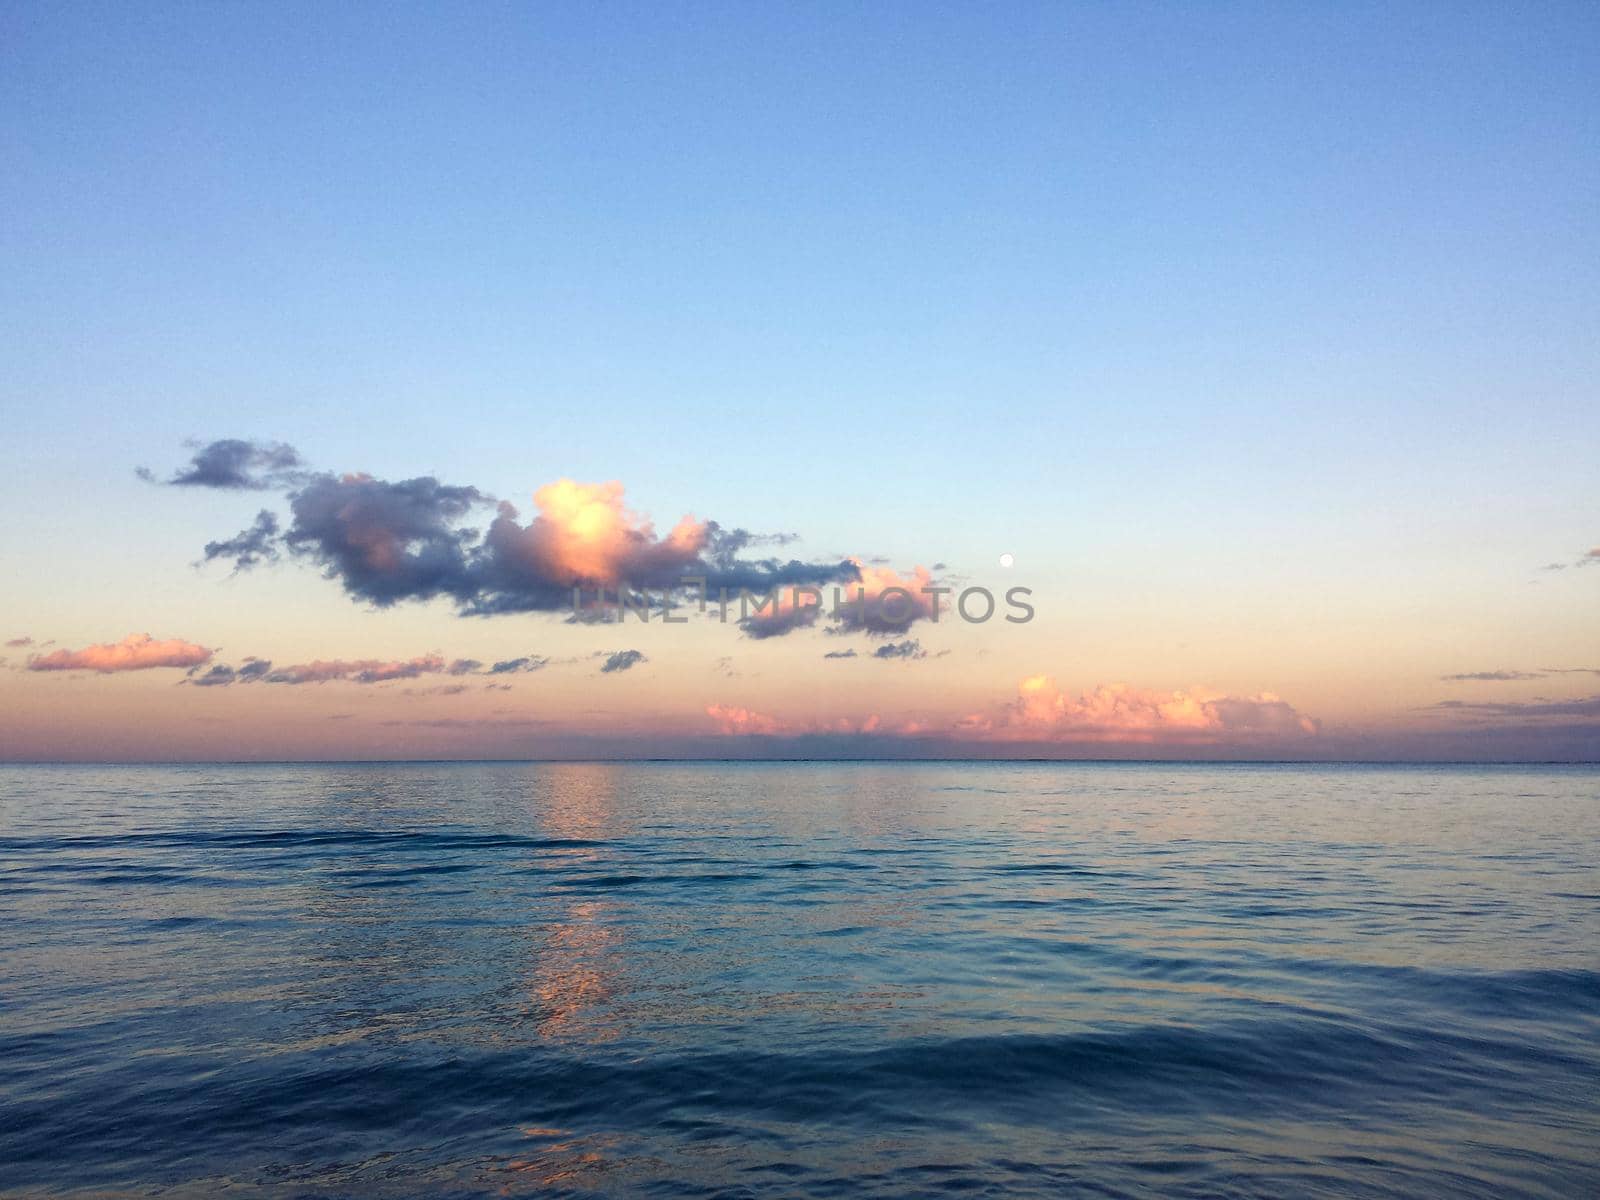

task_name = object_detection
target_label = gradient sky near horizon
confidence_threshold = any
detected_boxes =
[2,2,1597,761]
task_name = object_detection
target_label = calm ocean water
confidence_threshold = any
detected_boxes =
[1,762,1597,1198]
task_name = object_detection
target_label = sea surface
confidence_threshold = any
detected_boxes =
[1,762,1597,1198]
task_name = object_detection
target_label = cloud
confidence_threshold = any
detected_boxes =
[472,482,851,615]
[488,655,550,675]
[284,473,490,607]
[705,704,785,735]
[202,510,281,571]
[599,649,646,674]
[823,648,857,659]
[28,633,213,673]
[380,716,550,729]
[830,561,941,635]
[1540,546,1600,571]
[702,675,1318,748]
[1440,670,1544,682]
[170,652,578,686]
[1440,667,1600,682]
[5,636,32,648]
[179,658,274,687]
[873,639,926,661]
[958,677,1320,742]
[141,439,303,490]
[704,705,883,737]
[157,442,862,616]
[263,654,448,685]
[1425,694,1600,720]
[186,664,239,687]
[741,559,942,639]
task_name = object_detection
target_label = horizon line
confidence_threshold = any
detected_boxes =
[2,757,1596,768]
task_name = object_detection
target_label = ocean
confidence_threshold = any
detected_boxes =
[1,762,1597,1198]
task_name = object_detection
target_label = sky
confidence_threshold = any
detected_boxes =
[1,2,1596,761]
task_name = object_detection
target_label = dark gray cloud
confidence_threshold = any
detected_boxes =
[446,659,483,675]
[704,529,801,558]
[142,439,304,490]
[262,655,449,685]
[600,649,646,674]
[824,648,857,659]
[873,639,926,660]
[285,473,489,607]
[203,510,280,571]
[158,441,860,617]
[186,664,239,687]
[183,657,273,688]
[489,655,550,675]
[1427,694,1600,719]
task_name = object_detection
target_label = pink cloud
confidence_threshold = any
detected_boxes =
[959,677,1319,743]
[28,633,213,673]
[705,704,785,735]
[706,676,1318,747]
[704,704,885,737]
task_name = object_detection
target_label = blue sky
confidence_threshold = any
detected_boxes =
[2,3,1596,759]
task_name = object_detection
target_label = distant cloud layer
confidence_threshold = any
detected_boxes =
[183,654,492,687]
[1441,667,1600,682]
[260,655,454,685]
[1428,695,1600,720]
[164,441,871,622]
[29,633,213,673]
